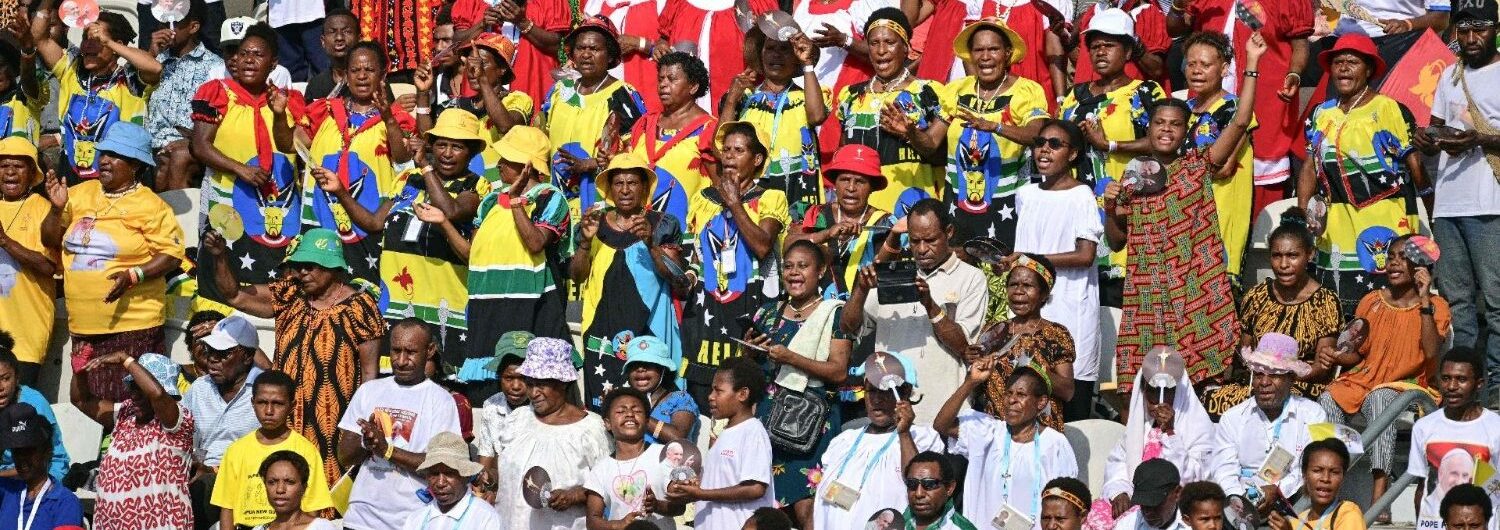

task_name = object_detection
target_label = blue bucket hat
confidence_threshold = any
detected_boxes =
[95,122,157,168]
[123,353,181,397]
[622,335,677,373]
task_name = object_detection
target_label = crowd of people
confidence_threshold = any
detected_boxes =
[1,0,1500,528]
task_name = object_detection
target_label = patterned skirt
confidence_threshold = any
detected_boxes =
[71,326,166,402]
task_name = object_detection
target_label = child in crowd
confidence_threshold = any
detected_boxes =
[211,370,332,528]
[251,451,337,530]
[584,387,685,529]
[475,330,533,501]
[667,356,775,530]
[1177,482,1226,530]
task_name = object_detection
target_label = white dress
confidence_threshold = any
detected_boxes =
[495,405,613,530]
[1013,183,1104,382]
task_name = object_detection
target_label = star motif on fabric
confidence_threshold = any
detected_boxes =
[460,333,467,341]
[704,311,714,326]
[268,269,277,279]
[239,254,256,270]
[1356,274,1366,285]
[601,382,615,394]
[998,203,1015,220]
[366,255,379,269]
[595,364,606,376]
[720,326,729,336]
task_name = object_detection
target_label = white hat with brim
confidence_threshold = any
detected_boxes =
[1082,8,1138,48]
[417,432,483,477]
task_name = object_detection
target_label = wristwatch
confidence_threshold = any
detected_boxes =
[1420,305,1435,315]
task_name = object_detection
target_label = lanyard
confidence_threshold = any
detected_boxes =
[999,423,1045,517]
[17,479,49,530]
[831,427,900,489]
[1266,406,1291,455]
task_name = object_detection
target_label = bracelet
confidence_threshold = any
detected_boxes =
[1244,70,1259,78]
[123,356,136,368]
[383,442,395,460]
[803,65,816,74]
[1402,19,1414,32]
[1284,72,1301,84]
[129,266,145,284]
[1108,140,1119,153]
[414,107,431,115]
[929,309,946,324]
[652,419,665,439]
[1420,304,1435,315]
[519,19,535,33]
[843,33,854,48]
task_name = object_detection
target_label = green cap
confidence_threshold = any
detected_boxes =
[283,228,348,270]
[485,330,536,371]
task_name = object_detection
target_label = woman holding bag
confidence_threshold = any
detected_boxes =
[743,239,853,529]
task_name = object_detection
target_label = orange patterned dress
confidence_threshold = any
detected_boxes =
[270,277,384,483]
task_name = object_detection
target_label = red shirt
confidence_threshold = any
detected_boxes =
[453,0,578,111]
[1188,0,1314,161]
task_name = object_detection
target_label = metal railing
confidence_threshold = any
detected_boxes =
[1290,390,1435,526]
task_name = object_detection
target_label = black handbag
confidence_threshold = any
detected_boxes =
[765,385,830,455]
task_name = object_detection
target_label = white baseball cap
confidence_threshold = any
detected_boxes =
[201,314,259,351]
[220,16,257,47]
[1083,8,1137,46]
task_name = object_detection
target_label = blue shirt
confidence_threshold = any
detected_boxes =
[183,367,263,467]
[147,43,223,149]
[0,387,70,482]
[0,476,83,530]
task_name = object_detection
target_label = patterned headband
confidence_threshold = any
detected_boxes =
[867,19,910,44]
[1043,487,1086,512]
[1012,255,1055,289]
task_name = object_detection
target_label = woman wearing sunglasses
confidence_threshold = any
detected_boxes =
[1008,119,1102,421]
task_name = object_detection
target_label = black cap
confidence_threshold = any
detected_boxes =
[1453,0,1499,24]
[0,403,50,450]
[1131,459,1181,507]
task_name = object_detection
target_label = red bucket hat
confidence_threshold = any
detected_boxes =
[823,144,888,191]
[1318,33,1387,80]
[565,15,623,68]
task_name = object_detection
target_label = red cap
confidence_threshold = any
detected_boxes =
[823,144,887,191]
[1318,33,1387,80]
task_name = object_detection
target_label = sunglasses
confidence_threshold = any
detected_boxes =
[905,478,947,491]
[1032,137,1071,149]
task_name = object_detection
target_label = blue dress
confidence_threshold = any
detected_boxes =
[646,389,700,445]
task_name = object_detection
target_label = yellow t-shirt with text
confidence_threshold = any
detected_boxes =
[210,431,333,526]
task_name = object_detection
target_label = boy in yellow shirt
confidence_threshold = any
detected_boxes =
[211,370,333,527]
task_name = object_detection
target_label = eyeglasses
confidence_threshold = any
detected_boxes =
[905,478,947,491]
[1032,137,1071,149]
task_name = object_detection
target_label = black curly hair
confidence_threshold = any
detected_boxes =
[864,7,912,40]
[1183,31,1234,63]
[658,51,710,99]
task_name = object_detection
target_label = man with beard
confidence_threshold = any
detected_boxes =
[901,451,977,530]
[1407,348,1500,530]
[1414,0,1500,406]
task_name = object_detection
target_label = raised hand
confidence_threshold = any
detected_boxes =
[43,170,66,209]
[312,167,346,195]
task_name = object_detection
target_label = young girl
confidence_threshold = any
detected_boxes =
[1268,439,1366,530]
[1177,482,1227,530]
[584,387,685,529]
[252,451,337,530]
[667,356,775,529]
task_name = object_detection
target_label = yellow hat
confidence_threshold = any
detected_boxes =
[0,136,41,185]
[714,120,772,154]
[494,126,550,175]
[595,151,656,202]
[954,18,1026,67]
[425,109,489,152]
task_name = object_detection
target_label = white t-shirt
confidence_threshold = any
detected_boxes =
[475,393,518,459]
[813,426,945,530]
[207,64,294,91]
[337,378,463,530]
[584,444,677,530]
[1334,0,1449,36]
[268,0,327,27]
[400,493,504,530]
[694,418,776,530]
[1429,61,1500,218]
[1014,183,1104,381]
[1406,409,1500,530]
[951,411,1078,527]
